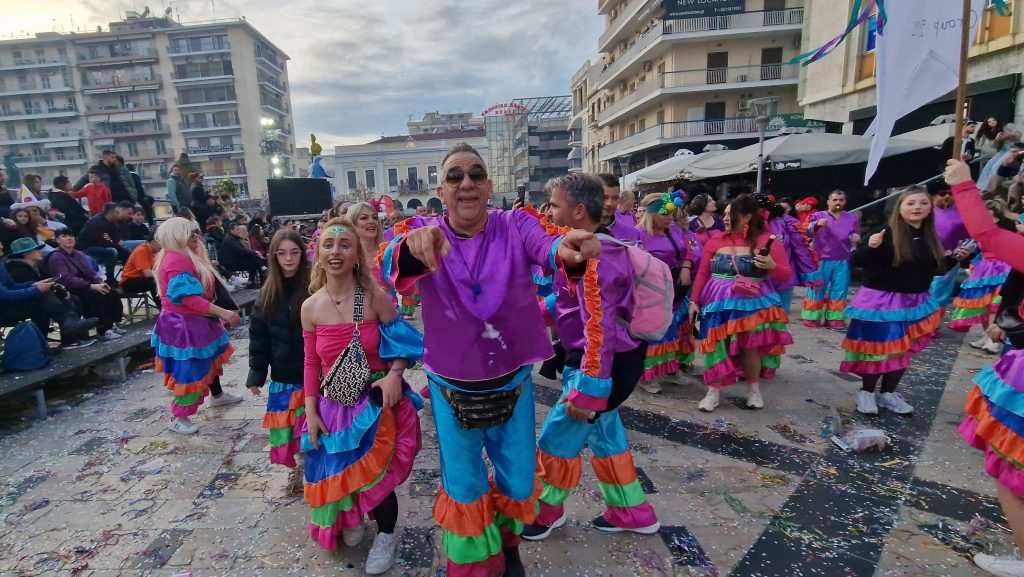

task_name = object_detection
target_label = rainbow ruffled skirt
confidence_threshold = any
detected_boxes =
[959,350,1024,498]
[152,311,233,418]
[949,259,1010,332]
[262,380,305,468]
[840,288,941,376]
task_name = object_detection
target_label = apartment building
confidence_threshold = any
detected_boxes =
[330,128,490,214]
[799,1,1024,134]
[581,0,813,175]
[485,96,572,205]
[0,12,295,201]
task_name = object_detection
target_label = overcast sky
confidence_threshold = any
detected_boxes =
[5,0,603,147]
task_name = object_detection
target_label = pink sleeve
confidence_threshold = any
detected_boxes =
[768,234,792,282]
[180,295,211,315]
[303,330,322,397]
[953,181,1024,270]
[691,237,719,306]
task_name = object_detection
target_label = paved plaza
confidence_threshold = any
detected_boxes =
[0,311,1016,577]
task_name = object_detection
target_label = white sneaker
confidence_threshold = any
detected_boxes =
[365,531,399,575]
[169,417,198,435]
[698,388,720,412]
[856,390,879,415]
[983,339,1003,354]
[112,325,128,335]
[970,336,990,350]
[974,551,1024,577]
[101,329,123,341]
[877,392,914,415]
[207,391,243,407]
[746,384,764,409]
[638,380,662,394]
[342,524,365,547]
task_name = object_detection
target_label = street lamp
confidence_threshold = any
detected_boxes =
[617,154,630,177]
[273,168,282,176]
[748,97,777,194]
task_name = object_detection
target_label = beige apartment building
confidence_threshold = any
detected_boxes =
[799,1,1024,135]
[0,12,295,201]
[574,0,818,176]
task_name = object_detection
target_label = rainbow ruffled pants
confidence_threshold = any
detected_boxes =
[802,259,850,328]
[535,374,657,531]
[427,368,540,577]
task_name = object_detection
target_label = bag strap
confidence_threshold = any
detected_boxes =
[665,230,683,264]
[594,233,637,248]
[353,283,365,322]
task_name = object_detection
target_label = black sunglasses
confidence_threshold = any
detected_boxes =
[444,166,488,186]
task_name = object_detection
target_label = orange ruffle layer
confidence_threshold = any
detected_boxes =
[964,387,1024,464]
[521,205,570,237]
[537,449,582,491]
[489,479,542,525]
[699,307,788,353]
[581,259,605,377]
[434,487,494,537]
[303,408,397,508]
[261,389,303,428]
[591,452,639,486]
[158,345,234,396]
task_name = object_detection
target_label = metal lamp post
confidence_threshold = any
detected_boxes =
[617,153,630,178]
[748,97,777,194]
[259,116,283,182]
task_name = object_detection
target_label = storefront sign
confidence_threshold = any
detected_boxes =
[188,144,238,154]
[772,159,802,171]
[664,0,745,19]
[482,103,531,117]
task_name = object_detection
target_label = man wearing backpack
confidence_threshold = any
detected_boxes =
[523,173,659,541]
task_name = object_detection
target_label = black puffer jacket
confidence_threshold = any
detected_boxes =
[246,275,305,387]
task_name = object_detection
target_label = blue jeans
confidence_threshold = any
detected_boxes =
[84,247,118,284]
[122,240,145,254]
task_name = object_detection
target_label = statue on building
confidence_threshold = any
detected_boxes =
[308,134,334,179]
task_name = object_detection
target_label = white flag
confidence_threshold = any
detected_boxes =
[864,0,986,185]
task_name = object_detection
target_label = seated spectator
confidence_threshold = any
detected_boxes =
[77,202,133,285]
[48,175,89,234]
[218,219,266,288]
[205,215,225,247]
[120,234,160,301]
[247,218,268,254]
[71,168,112,217]
[119,208,150,253]
[46,229,125,341]
[1,237,97,347]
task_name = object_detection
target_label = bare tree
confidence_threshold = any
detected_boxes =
[347,182,376,203]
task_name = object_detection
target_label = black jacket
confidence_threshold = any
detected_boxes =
[77,214,121,249]
[854,225,957,294]
[48,190,89,233]
[218,232,259,268]
[247,275,305,387]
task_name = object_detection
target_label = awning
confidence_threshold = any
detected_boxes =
[567,147,583,160]
[43,141,80,149]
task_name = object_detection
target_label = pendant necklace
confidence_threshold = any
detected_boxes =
[448,226,488,301]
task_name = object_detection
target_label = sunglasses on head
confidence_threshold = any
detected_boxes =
[444,166,488,186]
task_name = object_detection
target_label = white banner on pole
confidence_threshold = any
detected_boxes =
[863,0,985,185]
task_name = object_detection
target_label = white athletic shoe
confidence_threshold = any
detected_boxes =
[698,389,720,412]
[975,550,1024,577]
[101,329,123,341]
[983,339,1003,354]
[638,380,662,394]
[970,336,990,350]
[856,390,879,415]
[877,392,914,415]
[365,531,399,575]
[111,325,128,335]
[746,384,764,409]
[207,391,243,407]
[169,417,198,435]
[342,524,365,547]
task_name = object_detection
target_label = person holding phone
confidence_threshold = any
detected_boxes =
[300,219,422,574]
[152,218,243,435]
[47,229,125,341]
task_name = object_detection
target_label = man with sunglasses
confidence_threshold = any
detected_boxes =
[927,181,971,333]
[378,143,601,577]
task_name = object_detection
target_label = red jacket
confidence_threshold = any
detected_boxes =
[71,183,112,216]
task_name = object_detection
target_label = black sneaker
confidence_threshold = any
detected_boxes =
[502,547,525,577]
[521,512,566,541]
[592,514,661,535]
[62,338,97,350]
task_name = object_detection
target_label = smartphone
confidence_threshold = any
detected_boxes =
[517,188,526,206]
[51,273,62,281]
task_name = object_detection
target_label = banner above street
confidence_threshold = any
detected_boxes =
[664,0,746,19]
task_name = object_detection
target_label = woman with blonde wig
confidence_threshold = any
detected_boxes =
[153,217,242,435]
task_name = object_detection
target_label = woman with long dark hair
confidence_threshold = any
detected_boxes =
[944,159,1024,576]
[840,186,964,415]
[689,194,794,412]
[300,218,422,571]
[247,230,311,482]
[687,193,725,246]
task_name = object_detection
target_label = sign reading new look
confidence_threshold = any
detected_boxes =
[664,0,746,19]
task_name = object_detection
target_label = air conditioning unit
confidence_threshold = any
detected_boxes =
[738,99,751,111]
[618,80,627,91]
[736,74,748,82]
[643,61,652,72]
[620,41,628,51]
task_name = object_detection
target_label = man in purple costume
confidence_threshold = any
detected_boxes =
[928,182,970,330]
[801,190,860,329]
[598,173,640,241]
[524,173,659,542]
[378,143,600,577]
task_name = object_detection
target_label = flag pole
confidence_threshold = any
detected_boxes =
[952,0,972,157]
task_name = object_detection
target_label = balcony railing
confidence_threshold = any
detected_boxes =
[0,105,78,119]
[599,0,659,51]
[599,63,799,124]
[0,82,74,95]
[178,120,241,130]
[171,70,234,82]
[76,48,158,63]
[82,74,162,89]
[600,114,821,159]
[86,100,166,113]
[91,124,170,136]
[167,40,231,55]
[0,58,68,70]
[255,51,284,72]
[187,143,244,155]
[599,7,804,86]
[11,154,86,164]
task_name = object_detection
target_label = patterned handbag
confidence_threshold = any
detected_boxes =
[320,284,372,406]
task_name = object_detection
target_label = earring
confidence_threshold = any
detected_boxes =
[742,223,750,238]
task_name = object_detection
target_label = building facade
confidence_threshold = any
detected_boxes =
[330,129,489,214]
[799,1,1024,135]
[579,0,814,175]
[0,12,295,201]
[407,111,484,135]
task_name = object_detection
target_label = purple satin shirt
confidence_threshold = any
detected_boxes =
[768,215,818,292]
[606,213,640,241]
[933,206,969,252]
[637,224,691,269]
[809,210,859,261]
[390,210,558,381]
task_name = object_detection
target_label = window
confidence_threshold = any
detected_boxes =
[638,119,646,131]
[388,168,398,188]
[865,15,878,53]
[126,142,139,157]
[347,170,358,190]
[428,165,438,186]
[365,169,376,189]
[156,140,167,155]
[408,167,418,191]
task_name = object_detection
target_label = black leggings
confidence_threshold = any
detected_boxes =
[209,376,222,397]
[372,491,398,534]
[861,369,906,394]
